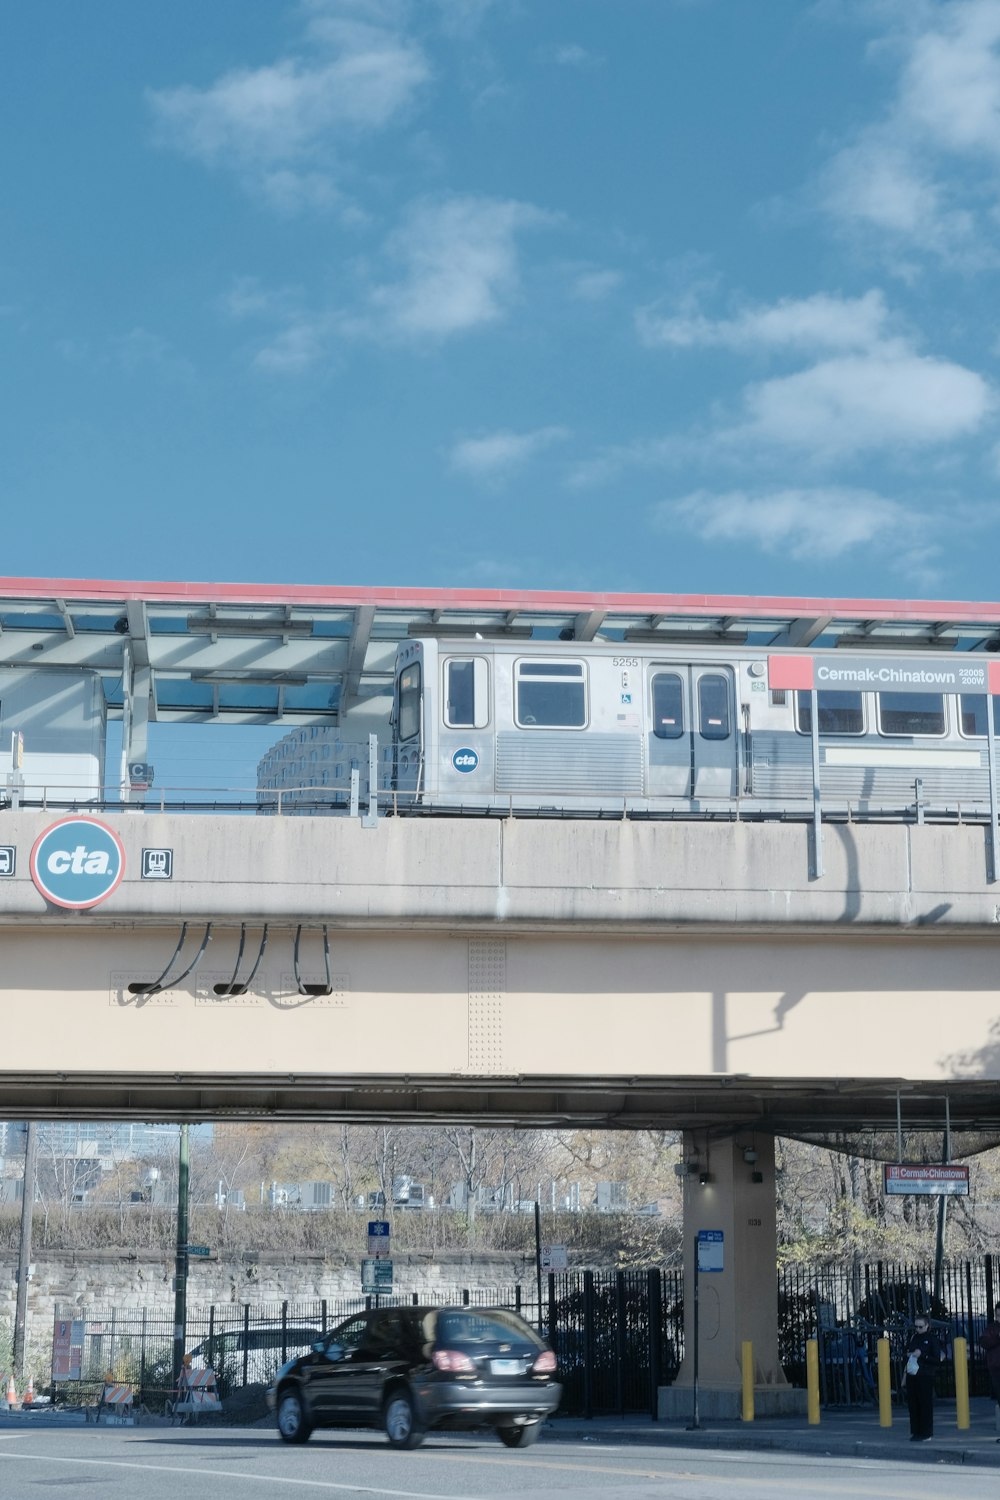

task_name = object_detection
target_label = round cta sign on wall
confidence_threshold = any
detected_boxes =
[30,817,126,910]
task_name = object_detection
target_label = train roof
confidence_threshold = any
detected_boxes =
[2,575,1000,725]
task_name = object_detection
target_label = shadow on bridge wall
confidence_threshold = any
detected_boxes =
[945,1018,1000,1080]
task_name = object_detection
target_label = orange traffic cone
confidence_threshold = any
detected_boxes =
[5,1373,16,1409]
[22,1377,33,1406]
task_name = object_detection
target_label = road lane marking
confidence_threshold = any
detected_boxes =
[2,1441,992,1497]
[0,1451,479,1499]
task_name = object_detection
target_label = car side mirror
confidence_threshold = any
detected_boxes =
[311,1340,326,1354]
[324,1342,345,1363]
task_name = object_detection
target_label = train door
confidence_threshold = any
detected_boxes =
[646,665,738,800]
[437,654,493,798]
[391,655,424,800]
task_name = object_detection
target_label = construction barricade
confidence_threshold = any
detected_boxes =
[171,1365,222,1424]
[88,1373,134,1425]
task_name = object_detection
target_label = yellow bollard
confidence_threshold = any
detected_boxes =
[806,1337,820,1424]
[954,1336,970,1430]
[877,1336,892,1427]
[741,1340,754,1422]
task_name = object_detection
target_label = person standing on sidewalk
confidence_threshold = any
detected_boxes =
[904,1315,942,1441]
[979,1317,1000,1438]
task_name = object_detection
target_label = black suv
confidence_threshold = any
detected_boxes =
[267,1305,560,1449]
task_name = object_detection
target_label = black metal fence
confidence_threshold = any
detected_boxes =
[49,1286,530,1409]
[48,1256,1000,1416]
[545,1268,683,1418]
[780,1257,998,1404]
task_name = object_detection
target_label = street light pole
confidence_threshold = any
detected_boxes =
[13,1121,38,1383]
[172,1123,190,1391]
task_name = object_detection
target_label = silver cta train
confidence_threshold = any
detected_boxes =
[388,636,1000,820]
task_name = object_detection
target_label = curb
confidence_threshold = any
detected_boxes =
[542,1421,1000,1468]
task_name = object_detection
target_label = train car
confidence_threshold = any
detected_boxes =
[389,637,1000,819]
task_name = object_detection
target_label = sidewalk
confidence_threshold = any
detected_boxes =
[546,1398,1000,1467]
[4,1394,1000,1465]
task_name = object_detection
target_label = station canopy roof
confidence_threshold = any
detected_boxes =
[3,576,1000,725]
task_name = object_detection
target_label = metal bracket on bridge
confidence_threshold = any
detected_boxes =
[213,923,269,998]
[361,733,379,829]
[128,922,213,1000]
[293,924,333,996]
[809,688,823,881]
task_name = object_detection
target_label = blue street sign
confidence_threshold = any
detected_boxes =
[368,1219,391,1256]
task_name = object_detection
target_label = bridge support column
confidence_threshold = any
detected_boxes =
[659,1133,806,1420]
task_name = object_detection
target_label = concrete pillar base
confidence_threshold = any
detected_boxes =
[658,1384,808,1421]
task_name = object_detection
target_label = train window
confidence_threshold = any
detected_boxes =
[877,691,945,736]
[651,673,684,739]
[444,658,489,729]
[698,674,730,740]
[796,691,864,735]
[515,660,586,728]
[959,694,1000,737]
[397,664,421,742]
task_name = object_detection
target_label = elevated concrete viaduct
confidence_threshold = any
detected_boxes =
[2,808,999,1417]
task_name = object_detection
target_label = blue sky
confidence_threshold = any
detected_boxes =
[5,0,1000,602]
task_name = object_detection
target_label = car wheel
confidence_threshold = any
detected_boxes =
[383,1388,424,1449]
[276,1388,313,1444]
[498,1421,541,1448]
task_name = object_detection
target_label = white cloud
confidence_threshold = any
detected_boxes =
[635,278,994,461]
[823,139,944,237]
[818,1,1000,260]
[252,319,332,374]
[258,169,345,216]
[652,486,929,561]
[733,351,993,455]
[222,276,297,321]
[553,44,603,68]
[572,268,623,301]
[899,1,1000,155]
[637,290,893,353]
[218,190,552,370]
[372,195,551,337]
[567,436,686,490]
[449,425,569,479]
[147,15,429,206]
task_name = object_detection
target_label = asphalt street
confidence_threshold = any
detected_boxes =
[1,1425,999,1500]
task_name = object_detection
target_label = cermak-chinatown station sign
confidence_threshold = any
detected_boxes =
[769,655,1000,694]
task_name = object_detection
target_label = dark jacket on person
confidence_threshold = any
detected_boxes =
[906,1327,942,1381]
[980,1320,1000,1373]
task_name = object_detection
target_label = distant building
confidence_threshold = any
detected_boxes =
[596,1181,628,1211]
[256,729,380,813]
[0,1120,179,1165]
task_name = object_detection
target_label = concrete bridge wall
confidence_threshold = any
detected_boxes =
[1,811,999,929]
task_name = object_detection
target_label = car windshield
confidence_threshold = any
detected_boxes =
[434,1309,543,1349]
